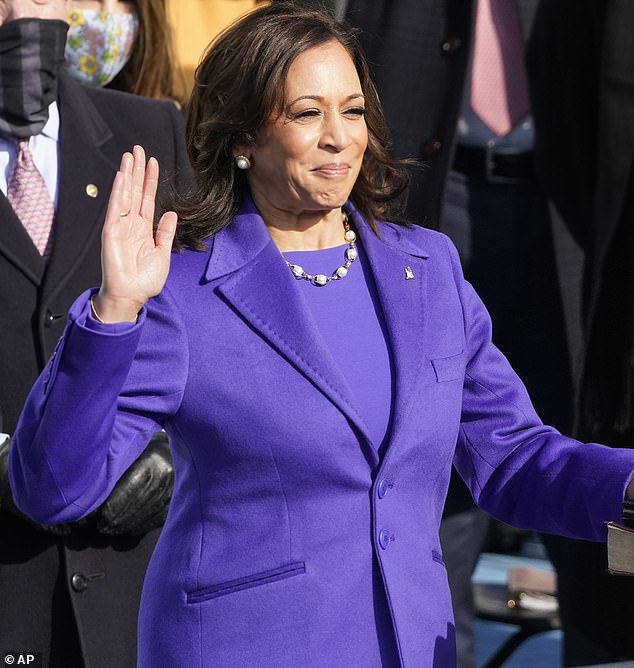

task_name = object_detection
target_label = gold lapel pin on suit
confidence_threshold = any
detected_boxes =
[85,184,98,198]
[404,266,415,280]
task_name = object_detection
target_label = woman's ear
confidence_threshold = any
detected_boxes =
[232,145,251,160]
[232,132,256,158]
[232,131,257,169]
[234,131,256,154]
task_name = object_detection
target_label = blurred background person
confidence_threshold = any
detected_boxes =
[527,0,634,664]
[65,0,184,102]
[344,2,573,666]
[0,0,189,666]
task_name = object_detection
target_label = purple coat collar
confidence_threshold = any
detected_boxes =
[203,196,429,283]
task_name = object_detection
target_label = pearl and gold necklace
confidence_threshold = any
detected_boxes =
[285,212,357,287]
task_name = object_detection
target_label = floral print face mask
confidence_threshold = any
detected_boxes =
[64,8,140,86]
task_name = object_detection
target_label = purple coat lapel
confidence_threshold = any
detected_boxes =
[352,208,430,450]
[207,198,378,465]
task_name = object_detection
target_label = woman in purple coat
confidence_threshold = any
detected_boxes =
[9,3,634,666]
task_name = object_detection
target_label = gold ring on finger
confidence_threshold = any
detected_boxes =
[120,211,130,217]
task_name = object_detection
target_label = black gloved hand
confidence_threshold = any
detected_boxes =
[0,436,91,535]
[95,431,173,536]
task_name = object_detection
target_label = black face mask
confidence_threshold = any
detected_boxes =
[0,18,68,140]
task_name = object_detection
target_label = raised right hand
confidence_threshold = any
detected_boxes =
[94,145,178,322]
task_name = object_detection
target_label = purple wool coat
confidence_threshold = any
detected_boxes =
[10,198,634,667]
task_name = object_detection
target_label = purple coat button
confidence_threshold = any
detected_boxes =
[379,529,391,550]
[377,479,390,499]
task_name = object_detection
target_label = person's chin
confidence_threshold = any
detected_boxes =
[309,195,350,212]
[307,180,355,203]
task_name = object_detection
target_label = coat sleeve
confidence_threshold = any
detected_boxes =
[9,286,188,525]
[444,237,634,541]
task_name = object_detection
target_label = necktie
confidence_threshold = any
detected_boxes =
[7,139,55,258]
[470,0,530,136]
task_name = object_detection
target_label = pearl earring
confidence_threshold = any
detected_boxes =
[235,155,251,170]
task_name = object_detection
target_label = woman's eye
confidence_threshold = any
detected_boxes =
[294,109,320,119]
[345,107,366,117]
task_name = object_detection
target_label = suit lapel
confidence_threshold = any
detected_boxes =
[0,192,45,285]
[353,210,429,449]
[41,75,118,303]
[208,200,378,465]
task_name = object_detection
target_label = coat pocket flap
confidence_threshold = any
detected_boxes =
[431,352,465,382]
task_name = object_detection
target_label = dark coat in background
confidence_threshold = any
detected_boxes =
[527,1,634,663]
[0,74,190,668]
[528,0,634,441]
[344,0,538,228]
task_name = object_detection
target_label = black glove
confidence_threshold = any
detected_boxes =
[0,436,90,535]
[95,431,174,536]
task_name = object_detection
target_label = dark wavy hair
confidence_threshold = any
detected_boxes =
[172,1,410,250]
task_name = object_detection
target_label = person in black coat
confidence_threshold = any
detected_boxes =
[344,1,573,665]
[0,1,190,666]
[527,0,634,663]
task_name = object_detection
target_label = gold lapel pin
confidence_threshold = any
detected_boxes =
[85,184,98,198]
[404,266,415,280]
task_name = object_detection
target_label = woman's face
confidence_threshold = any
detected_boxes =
[69,0,134,13]
[245,39,368,218]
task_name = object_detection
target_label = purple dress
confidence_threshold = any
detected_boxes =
[283,243,394,450]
